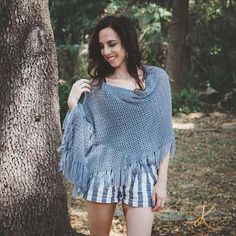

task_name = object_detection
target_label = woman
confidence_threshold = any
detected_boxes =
[60,15,175,236]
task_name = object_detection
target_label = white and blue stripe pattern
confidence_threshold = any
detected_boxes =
[81,165,158,207]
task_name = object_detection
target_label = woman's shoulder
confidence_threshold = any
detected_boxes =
[144,64,167,74]
[144,65,169,81]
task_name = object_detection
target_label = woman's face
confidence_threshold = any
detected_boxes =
[98,27,127,69]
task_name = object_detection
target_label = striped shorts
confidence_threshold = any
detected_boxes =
[80,165,158,208]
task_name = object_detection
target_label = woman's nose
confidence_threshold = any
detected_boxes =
[103,46,111,55]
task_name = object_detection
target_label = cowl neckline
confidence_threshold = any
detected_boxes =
[101,65,157,99]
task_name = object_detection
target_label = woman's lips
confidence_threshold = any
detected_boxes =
[106,56,116,63]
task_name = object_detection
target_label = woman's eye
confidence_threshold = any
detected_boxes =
[109,43,116,47]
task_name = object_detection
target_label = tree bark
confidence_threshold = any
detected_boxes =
[0,1,73,235]
[166,0,189,92]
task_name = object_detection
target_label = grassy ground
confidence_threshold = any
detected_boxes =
[66,112,236,236]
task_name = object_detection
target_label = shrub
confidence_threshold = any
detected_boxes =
[172,87,205,115]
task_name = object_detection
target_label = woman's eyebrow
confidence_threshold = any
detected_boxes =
[99,40,117,45]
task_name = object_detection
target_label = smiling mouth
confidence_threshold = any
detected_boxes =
[106,56,116,63]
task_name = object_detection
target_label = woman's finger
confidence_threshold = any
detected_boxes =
[160,200,165,209]
[74,81,91,91]
[74,83,90,89]
[152,194,159,211]
[81,87,91,93]
[74,79,91,87]
[152,197,166,212]
[152,203,161,212]
[152,192,157,208]
[80,83,91,89]
[73,79,90,88]
[156,198,162,210]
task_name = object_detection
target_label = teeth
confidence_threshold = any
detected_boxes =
[107,56,116,62]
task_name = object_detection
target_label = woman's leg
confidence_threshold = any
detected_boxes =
[122,203,154,236]
[85,200,117,236]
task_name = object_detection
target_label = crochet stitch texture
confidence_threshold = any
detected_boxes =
[60,65,176,197]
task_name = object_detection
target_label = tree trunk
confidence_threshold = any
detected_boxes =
[166,0,189,92]
[0,1,73,235]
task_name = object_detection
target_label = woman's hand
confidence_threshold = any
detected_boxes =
[68,79,91,110]
[152,182,168,212]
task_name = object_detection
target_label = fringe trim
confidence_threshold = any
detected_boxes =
[59,139,175,197]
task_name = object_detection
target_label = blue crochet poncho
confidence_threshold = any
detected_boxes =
[59,65,175,197]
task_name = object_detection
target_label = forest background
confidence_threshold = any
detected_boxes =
[0,1,235,235]
[49,0,236,123]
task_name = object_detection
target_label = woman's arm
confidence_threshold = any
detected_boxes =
[152,153,170,212]
[157,153,170,184]
[151,69,175,212]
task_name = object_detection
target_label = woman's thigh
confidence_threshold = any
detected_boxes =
[85,200,117,236]
[122,203,154,236]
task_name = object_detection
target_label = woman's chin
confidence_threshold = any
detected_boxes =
[109,61,125,69]
[109,63,120,68]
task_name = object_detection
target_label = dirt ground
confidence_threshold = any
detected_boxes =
[66,112,236,236]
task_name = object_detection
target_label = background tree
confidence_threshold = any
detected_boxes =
[0,1,75,235]
[49,0,110,86]
[166,0,189,92]
[185,1,236,100]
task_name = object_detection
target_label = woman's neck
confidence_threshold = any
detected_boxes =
[112,63,130,80]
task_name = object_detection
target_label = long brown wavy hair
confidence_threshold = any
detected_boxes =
[87,15,146,92]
